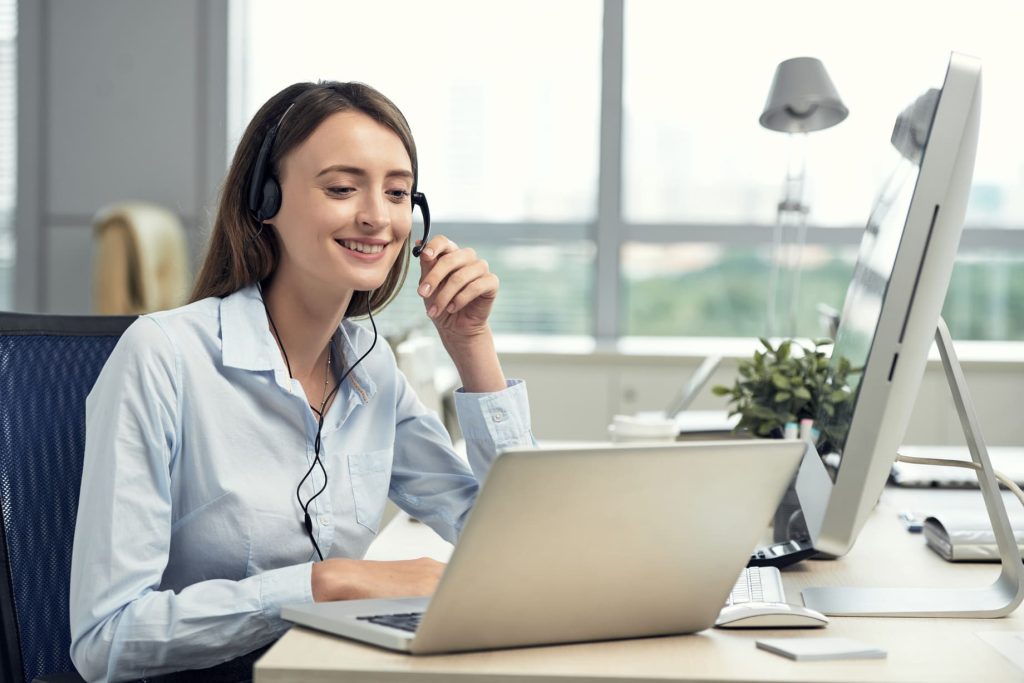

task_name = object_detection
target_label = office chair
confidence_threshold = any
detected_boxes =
[92,201,190,315]
[0,312,133,683]
[0,313,271,683]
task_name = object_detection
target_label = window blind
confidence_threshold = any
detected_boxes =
[0,0,15,309]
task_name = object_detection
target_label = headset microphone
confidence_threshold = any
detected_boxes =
[411,192,431,257]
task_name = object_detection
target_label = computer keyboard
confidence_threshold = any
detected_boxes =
[716,566,829,628]
[726,566,787,606]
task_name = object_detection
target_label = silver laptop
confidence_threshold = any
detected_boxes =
[664,355,723,418]
[282,439,806,654]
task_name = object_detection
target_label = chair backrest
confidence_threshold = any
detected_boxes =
[92,201,190,315]
[0,313,135,683]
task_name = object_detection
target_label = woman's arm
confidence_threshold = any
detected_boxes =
[69,319,311,682]
[415,236,506,393]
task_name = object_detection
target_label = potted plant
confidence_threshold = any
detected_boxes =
[713,338,862,545]
[712,337,860,455]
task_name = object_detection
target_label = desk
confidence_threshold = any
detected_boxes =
[254,487,1024,682]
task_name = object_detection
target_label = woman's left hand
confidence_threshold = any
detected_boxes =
[416,236,498,344]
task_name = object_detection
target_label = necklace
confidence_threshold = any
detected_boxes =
[310,343,333,419]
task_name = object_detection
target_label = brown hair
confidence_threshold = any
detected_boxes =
[190,81,418,317]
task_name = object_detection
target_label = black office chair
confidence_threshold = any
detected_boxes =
[0,313,273,683]
[0,312,134,683]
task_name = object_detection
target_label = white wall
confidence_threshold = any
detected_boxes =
[15,0,228,314]
[500,347,1024,448]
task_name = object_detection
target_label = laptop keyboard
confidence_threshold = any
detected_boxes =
[726,566,787,605]
[357,611,424,633]
[356,568,786,634]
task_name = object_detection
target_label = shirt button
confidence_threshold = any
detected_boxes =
[492,410,505,423]
[318,515,330,527]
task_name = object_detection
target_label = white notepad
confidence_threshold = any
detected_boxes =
[756,637,887,661]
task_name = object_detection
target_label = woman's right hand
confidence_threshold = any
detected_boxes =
[311,557,446,602]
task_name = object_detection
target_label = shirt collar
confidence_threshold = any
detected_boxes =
[219,285,378,405]
[220,285,280,372]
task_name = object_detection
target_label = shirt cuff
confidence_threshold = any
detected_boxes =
[258,561,315,631]
[454,379,532,448]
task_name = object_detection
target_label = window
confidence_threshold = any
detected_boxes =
[235,0,1024,341]
[0,0,14,310]
[621,0,1024,341]
[235,0,601,338]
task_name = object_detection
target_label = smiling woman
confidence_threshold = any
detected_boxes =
[67,80,536,681]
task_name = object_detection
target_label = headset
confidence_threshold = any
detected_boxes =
[246,100,431,255]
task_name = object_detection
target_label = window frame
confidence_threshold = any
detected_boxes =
[231,0,1024,343]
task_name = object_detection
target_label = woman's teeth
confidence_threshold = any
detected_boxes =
[338,240,385,254]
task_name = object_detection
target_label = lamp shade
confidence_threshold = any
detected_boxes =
[759,57,848,133]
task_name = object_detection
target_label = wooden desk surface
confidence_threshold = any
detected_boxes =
[255,487,1024,682]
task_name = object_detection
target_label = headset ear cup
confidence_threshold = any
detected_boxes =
[260,177,282,221]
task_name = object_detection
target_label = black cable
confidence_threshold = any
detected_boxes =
[261,286,378,561]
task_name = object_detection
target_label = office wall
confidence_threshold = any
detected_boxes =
[501,352,1024,448]
[15,0,229,314]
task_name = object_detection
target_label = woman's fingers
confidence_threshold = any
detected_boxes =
[426,259,491,317]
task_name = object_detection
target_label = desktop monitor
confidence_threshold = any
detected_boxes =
[794,52,981,559]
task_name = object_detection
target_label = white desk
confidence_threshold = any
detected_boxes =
[255,486,1024,682]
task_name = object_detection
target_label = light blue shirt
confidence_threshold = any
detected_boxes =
[69,285,535,682]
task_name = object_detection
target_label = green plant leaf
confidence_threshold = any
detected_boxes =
[771,373,790,389]
[777,340,791,361]
[793,387,812,400]
[774,392,791,402]
[711,385,731,396]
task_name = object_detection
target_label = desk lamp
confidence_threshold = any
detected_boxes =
[760,57,848,337]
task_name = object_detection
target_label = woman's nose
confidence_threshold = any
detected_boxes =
[355,192,391,231]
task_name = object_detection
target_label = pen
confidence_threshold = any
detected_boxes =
[799,418,814,444]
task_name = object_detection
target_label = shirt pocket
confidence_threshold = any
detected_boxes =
[348,448,393,533]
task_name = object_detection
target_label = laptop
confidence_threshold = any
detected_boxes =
[282,439,807,654]
[664,355,723,418]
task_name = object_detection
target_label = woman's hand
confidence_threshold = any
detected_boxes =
[311,557,446,602]
[416,236,498,342]
[416,236,507,392]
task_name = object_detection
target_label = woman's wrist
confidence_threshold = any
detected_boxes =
[440,327,506,393]
[311,558,355,602]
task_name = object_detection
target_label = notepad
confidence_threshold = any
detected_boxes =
[756,637,887,661]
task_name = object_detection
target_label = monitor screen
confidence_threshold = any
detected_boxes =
[813,91,939,478]
[794,52,981,560]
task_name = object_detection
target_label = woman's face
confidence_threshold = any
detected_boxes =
[270,109,414,298]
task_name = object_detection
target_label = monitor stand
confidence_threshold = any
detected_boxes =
[802,317,1024,617]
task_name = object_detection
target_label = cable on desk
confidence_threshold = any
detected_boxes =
[895,453,1024,511]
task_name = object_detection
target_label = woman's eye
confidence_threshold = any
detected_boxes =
[387,190,411,202]
[327,187,354,197]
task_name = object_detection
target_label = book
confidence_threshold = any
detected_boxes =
[756,637,886,661]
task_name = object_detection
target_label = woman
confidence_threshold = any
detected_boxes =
[69,81,535,681]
